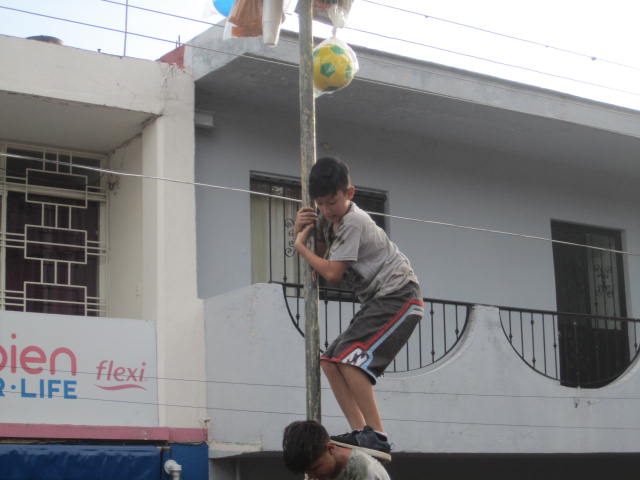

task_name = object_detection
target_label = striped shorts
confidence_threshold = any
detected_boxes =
[320,282,424,384]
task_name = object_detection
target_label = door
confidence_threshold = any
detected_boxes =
[551,221,629,387]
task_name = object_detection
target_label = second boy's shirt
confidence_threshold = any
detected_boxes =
[334,449,390,480]
[318,202,418,303]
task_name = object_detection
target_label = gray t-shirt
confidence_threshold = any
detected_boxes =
[334,449,390,480]
[319,202,418,302]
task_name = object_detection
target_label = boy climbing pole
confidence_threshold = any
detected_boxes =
[294,157,424,462]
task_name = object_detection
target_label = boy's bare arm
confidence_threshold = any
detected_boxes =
[294,224,347,284]
[315,238,327,257]
[295,206,327,257]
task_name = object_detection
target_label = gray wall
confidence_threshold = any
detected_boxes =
[204,284,640,460]
[195,93,640,315]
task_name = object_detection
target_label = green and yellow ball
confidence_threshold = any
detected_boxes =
[312,42,356,94]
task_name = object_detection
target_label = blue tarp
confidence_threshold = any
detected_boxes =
[0,444,161,480]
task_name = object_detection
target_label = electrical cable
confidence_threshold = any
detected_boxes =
[1,6,639,429]
[2,390,640,430]
[3,151,638,257]
[360,0,640,73]
[345,23,640,98]
[100,0,640,80]
[5,362,640,401]
[3,2,639,127]
[0,5,298,72]
[100,0,221,27]
[2,4,639,101]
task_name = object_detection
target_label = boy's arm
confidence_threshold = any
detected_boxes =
[295,225,347,284]
[294,206,327,261]
[315,237,327,257]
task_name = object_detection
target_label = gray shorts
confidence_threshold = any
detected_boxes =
[320,282,424,384]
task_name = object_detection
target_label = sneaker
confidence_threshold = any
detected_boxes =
[330,426,392,462]
[330,430,359,445]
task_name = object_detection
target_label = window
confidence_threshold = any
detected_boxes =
[250,173,387,291]
[551,220,629,387]
[1,145,106,316]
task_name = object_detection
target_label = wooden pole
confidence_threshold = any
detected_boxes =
[298,0,321,423]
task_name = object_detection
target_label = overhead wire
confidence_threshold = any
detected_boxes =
[2,391,640,431]
[345,23,640,98]
[3,152,639,258]
[2,5,640,431]
[103,0,640,98]
[1,3,640,101]
[361,0,640,73]
[5,361,640,402]
[0,5,299,73]
[100,0,640,82]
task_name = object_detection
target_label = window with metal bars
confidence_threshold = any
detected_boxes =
[0,144,107,316]
[249,172,387,294]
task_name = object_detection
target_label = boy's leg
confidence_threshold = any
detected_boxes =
[336,363,383,433]
[320,360,366,430]
[321,360,383,432]
[321,282,423,430]
[321,360,366,430]
[324,361,392,462]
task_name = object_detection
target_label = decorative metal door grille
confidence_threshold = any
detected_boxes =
[550,220,629,387]
[1,145,107,316]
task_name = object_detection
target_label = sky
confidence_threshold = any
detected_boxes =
[0,0,639,111]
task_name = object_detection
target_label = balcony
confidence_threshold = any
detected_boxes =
[204,191,640,458]
[205,282,640,457]
[278,283,639,386]
[251,190,640,388]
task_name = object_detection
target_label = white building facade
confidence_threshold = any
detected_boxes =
[181,27,640,479]
[2,24,640,479]
[0,34,207,478]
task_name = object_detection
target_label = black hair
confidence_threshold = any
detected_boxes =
[309,157,350,199]
[282,420,330,473]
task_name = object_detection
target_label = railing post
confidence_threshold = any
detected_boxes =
[298,0,321,423]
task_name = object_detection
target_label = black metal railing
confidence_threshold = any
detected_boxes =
[498,306,640,388]
[279,282,471,373]
[254,183,640,385]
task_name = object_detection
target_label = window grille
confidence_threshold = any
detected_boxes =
[551,220,629,387]
[1,144,107,316]
[249,173,387,295]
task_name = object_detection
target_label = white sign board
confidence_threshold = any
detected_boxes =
[0,311,157,426]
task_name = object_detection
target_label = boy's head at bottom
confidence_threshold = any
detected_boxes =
[283,420,346,480]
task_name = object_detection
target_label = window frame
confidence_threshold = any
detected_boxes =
[0,143,108,316]
[249,171,388,295]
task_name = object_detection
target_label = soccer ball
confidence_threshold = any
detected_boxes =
[312,42,356,95]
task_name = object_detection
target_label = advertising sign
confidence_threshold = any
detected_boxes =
[0,311,157,426]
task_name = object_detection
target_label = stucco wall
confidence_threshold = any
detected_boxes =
[194,97,640,316]
[0,34,179,114]
[1,35,205,431]
[205,283,640,455]
[109,137,144,320]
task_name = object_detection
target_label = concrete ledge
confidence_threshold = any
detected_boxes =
[209,441,263,458]
[0,423,208,442]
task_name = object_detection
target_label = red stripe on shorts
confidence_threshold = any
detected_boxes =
[320,298,424,363]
